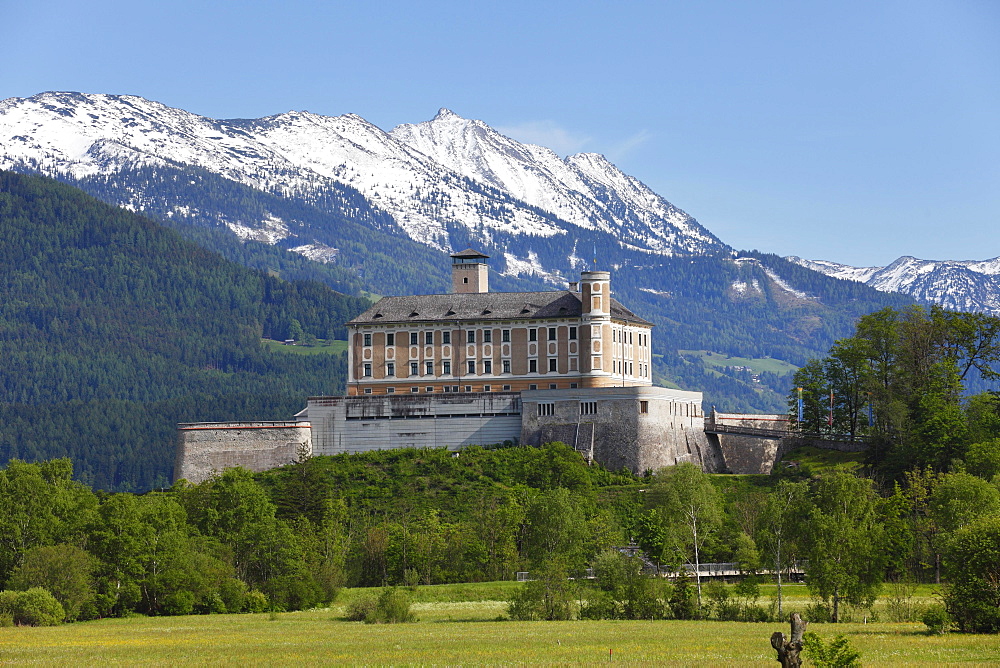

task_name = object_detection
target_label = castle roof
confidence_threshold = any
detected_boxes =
[348,290,652,327]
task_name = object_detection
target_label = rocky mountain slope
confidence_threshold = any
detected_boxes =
[789,256,1000,315]
[0,92,726,283]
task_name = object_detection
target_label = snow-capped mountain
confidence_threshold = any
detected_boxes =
[789,255,1000,315]
[390,109,718,255]
[0,92,727,281]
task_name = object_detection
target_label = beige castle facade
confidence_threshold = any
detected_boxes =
[346,250,653,396]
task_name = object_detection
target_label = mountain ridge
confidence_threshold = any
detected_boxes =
[788,255,1000,315]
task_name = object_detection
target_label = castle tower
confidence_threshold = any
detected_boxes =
[580,270,611,375]
[450,248,490,294]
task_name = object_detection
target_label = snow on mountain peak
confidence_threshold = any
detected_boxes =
[1,91,728,273]
[788,255,1000,315]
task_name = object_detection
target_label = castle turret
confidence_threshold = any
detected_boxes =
[580,270,611,375]
[450,248,489,294]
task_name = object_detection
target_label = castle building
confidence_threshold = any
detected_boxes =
[174,251,723,483]
[345,249,654,396]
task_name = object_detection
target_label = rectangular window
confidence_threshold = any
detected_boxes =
[548,358,557,372]
[387,387,395,394]
[529,359,537,373]
[569,326,577,340]
[503,384,511,391]
[529,328,537,342]
[483,360,492,374]
[411,387,419,393]
[640,400,649,414]
[410,332,418,345]
[503,360,511,374]
[570,383,578,389]
[464,385,472,392]
[363,363,372,377]
[581,401,598,416]
[443,361,451,375]
[364,388,372,394]
[387,333,395,346]
[548,327,557,341]
[529,384,537,390]
[537,403,554,417]
[467,330,476,343]
[426,386,434,393]
[484,385,491,392]
[363,333,372,347]
[410,362,418,376]
[386,362,395,377]
[425,361,434,375]
[549,383,557,389]
[442,331,451,344]
[425,331,434,345]
[452,386,459,393]
[483,329,492,343]
[468,360,476,375]
[444,385,452,393]
[502,329,510,343]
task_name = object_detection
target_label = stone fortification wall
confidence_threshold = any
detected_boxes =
[715,434,869,474]
[174,422,311,484]
[307,392,522,455]
[714,434,783,474]
[520,386,725,474]
[711,412,790,430]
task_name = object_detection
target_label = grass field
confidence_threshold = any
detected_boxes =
[679,350,800,376]
[4,583,997,666]
[261,338,348,355]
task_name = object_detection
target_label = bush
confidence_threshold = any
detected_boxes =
[344,595,377,622]
[244,590,269,613]
[370,587,416,624]
[802,632,860,668]
[345,588,415,624]
[922,605,951,635]
[942,516,1000,633]
[506,560,575,621]
[9,544,95,622]
[0,588,65,626]
[669,576,697,620]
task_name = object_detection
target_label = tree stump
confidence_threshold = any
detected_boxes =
[770,612,808,667]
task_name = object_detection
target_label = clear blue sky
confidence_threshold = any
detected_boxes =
[2,0,998,267]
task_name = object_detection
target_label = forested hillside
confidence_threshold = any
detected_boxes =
[0,171,369,490]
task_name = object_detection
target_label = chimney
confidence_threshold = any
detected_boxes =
[450,249,490,294]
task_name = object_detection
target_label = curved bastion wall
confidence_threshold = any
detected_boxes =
[174,421,311,484]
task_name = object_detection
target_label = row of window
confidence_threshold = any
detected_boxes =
[361,382,585,395]
[362,357,578,377]
[612,361,649,376]
[612,330,649,346]
[535,399,650,416]
[362,327,580,347]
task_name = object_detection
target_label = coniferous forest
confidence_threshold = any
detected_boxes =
[0,171,368,490]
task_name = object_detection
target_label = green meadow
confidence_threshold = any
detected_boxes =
[4,584,998,666]
[678,350,800,376]
[261,338,349,355]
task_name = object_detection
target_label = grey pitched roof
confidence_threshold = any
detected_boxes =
[450,248,490,259]
[348,290,653,327]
